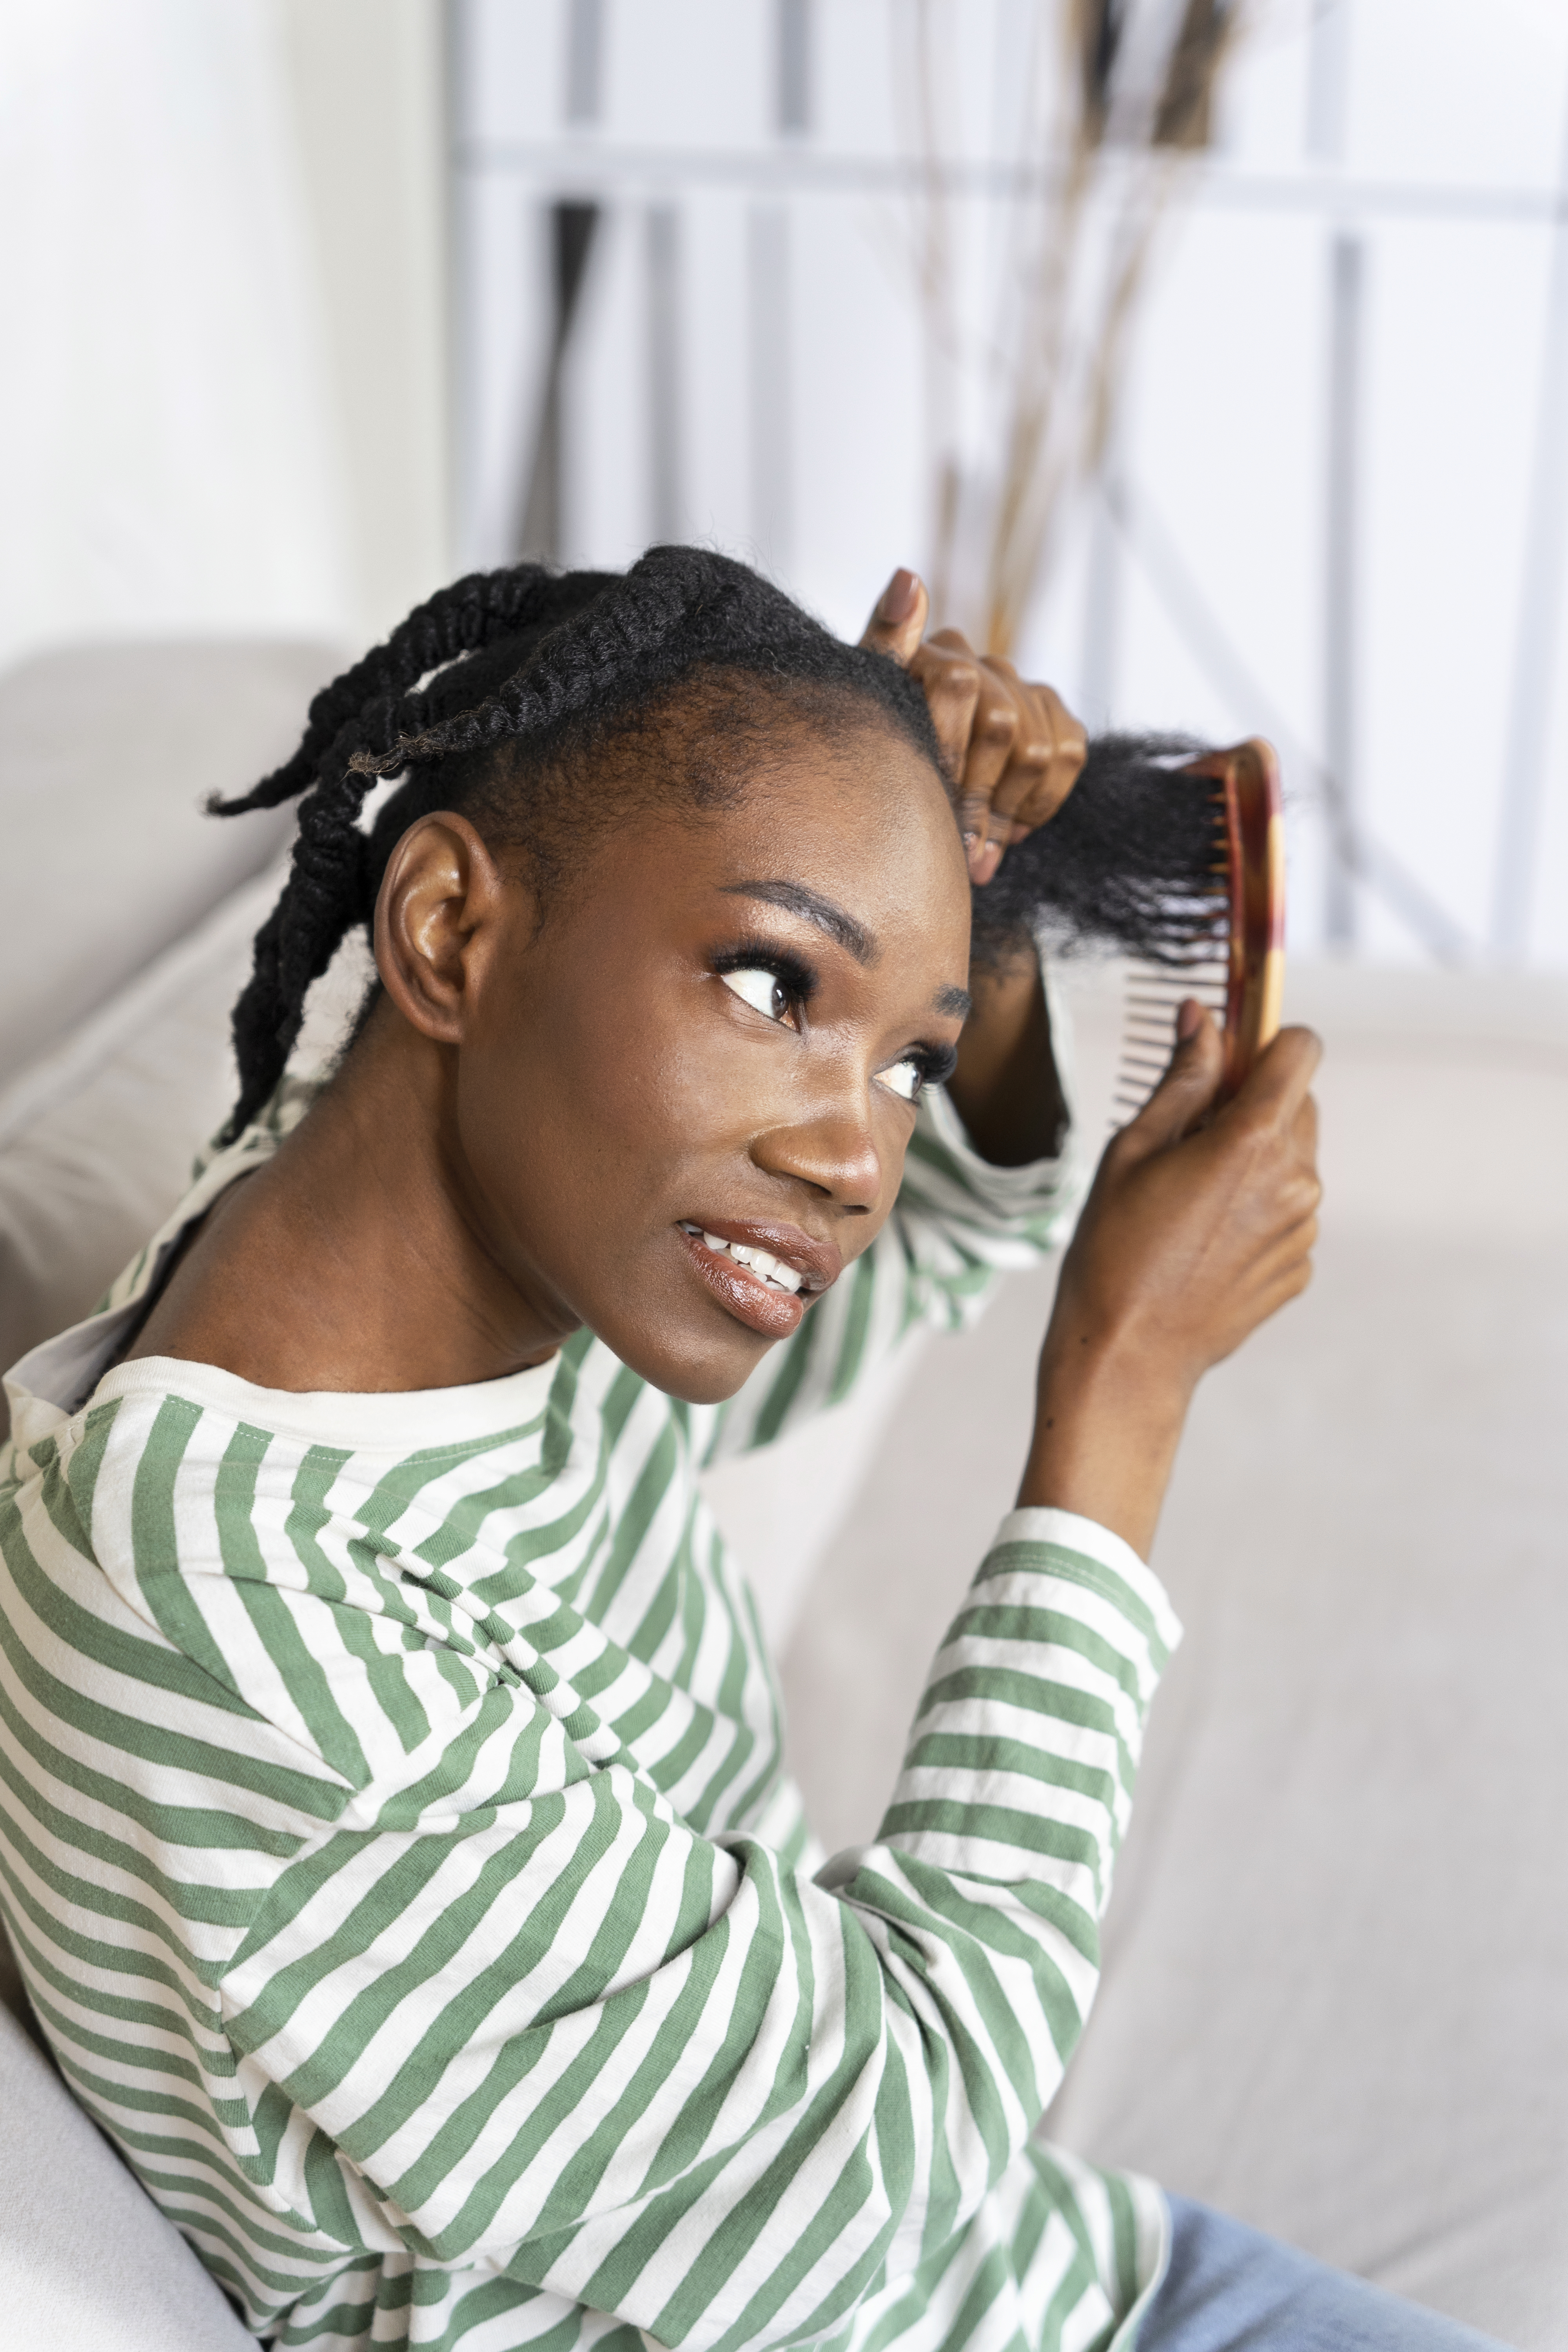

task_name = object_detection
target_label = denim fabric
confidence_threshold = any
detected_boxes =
[1139,2199,1511,2351]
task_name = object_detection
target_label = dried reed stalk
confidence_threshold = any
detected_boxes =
[905,0,1244,659]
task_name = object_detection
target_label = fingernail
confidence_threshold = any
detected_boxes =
[877,567,919,626]
[1177,997,1202,1040]
[971,840,1004,886]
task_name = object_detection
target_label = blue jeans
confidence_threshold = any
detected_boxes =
[1138,2198,1511,2350]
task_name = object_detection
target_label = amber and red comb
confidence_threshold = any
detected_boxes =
[1113,738,1285,1122]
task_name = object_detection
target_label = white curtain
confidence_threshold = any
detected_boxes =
[0,0,356,669]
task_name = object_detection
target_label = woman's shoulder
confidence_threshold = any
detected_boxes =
[9,1323,704,1580]
[7,1316,688,1500]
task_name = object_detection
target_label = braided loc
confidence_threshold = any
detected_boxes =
[209,547,943,1142]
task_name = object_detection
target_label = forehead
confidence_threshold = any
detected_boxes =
[617,710,971,961]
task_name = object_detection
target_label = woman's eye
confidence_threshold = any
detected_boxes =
[879,1059,924,1103]
[720,967,788,1022]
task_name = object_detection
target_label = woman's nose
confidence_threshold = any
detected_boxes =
[750,1096,884,1213]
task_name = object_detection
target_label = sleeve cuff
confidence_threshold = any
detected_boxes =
[922,1074,1088,1224]
[987,1505,1183,1661]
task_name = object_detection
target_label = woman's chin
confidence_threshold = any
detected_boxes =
[585,1298,777,1407]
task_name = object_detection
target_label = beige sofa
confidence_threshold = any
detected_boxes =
[0,639,344,2345]
[2,641,1565,2348]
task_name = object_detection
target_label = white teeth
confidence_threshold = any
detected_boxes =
[687,1225,806,1295]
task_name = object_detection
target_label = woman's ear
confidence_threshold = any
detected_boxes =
[373,812,522,1044]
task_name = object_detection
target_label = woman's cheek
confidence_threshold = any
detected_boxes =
[638,1007,778,1143]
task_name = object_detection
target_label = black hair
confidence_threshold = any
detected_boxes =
[968,731,1229,975]
[208,546,944,1141]
[210,546,1228,1141]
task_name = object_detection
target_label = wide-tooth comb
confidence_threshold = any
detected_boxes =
[1111,737,1285,1125]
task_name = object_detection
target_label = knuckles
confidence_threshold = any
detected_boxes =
[907,639,1091,852]
[931,658,981,705]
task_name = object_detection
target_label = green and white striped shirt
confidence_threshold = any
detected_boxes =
[0,1062,1180,2352]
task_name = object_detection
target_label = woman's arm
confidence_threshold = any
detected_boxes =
[946,950,1065,1166]
[698,996,1084,1466]
[1020,1002,1321,1555]
[74,1436,1173,2346]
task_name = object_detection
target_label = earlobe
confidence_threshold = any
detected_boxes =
[373,812,512,1046]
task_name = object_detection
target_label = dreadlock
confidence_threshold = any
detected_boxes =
[211,545,1232,1142]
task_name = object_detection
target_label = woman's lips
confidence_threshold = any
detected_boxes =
[675,1217,840,1340]
[680,1229,804,1336]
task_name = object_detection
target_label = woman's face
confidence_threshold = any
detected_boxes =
[400,713,973,1405]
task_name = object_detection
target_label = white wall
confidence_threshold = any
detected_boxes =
[452,0,1568,967]
[276,0,453,638]
[11,0,1565,968]
[0,0,451,672]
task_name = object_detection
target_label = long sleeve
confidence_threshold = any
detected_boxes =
[697,970,1091,1468]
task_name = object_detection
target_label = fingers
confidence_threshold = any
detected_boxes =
[858,568,929,668]
[1238,1221,1319,1338]
[907,633,985,793]
[1117,1000,1226,1157]
[987,677,1087,837]
[958,657,1031,886]
[1226,1024,1324,1130]
[1261,1212,1320,1285]
[858,577,1089,887]
[933,638,1088,884]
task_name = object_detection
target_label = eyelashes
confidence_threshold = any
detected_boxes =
[711,939,818,1008]
[710,936,958,1099]
[911,1042,959,1089]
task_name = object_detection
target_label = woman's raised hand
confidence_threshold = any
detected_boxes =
[860,568,1087,884]
[1020,1004,1323,1560]
[860,564,1323,1564]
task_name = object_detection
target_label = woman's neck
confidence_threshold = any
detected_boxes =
[125,1027,571,1394]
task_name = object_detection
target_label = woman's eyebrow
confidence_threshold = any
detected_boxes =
[935,985,972,1019]
[720,880,876,964]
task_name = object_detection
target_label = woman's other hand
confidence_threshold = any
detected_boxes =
[860,568,1087,885]
[1020,1005,1323,1559]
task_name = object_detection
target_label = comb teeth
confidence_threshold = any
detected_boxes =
[1106,776,1247,1126]
[1111,955,1230,1128]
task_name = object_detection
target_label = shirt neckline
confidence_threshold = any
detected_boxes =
[7,1323,559,1458]
[90,1348,561,1452]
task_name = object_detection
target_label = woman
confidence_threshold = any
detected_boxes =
[0,550,1490,2350]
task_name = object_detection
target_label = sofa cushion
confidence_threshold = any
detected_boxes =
[0,637,346,1091]
[0,2004,260,2350]
[0,871,272,1420]
[0,859,374,1434]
